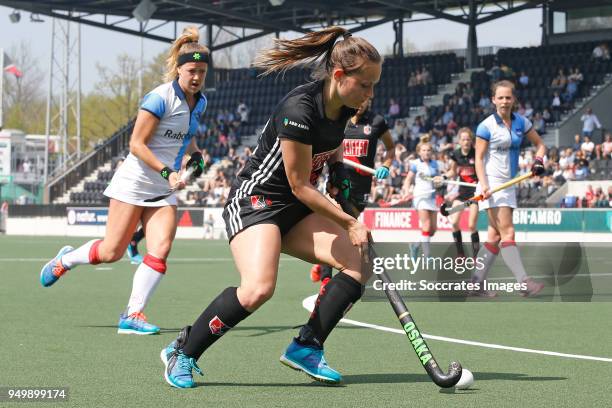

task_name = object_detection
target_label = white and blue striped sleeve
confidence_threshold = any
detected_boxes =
[140,92,166,119]
[476,121,491,141]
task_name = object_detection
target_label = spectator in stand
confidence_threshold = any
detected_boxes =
[596,132,612,160]
[551,92,562,122]
[488,60,502,81]
[572,134,582,152]
[421,66,431,85]
[518,71,529,88]
[593,186,610,207]
[581,135,596,160]
[533,112,546,135]
[524,102,534,119]
[584,184,595,207]
[478,92,492,111]
[408,71,418,87]
[551,69,567,93]
[574,151,589,180]
[542,108,552,124]
[559,147,575,170]
[387,98,401,125]
[500,63,514,80]
[237,100,249,124]
[581,107,602,138]
[442,105,454,125]
[564,76,578,103]
[592,43,611,60]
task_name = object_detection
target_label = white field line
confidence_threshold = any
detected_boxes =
[302,295,612,363]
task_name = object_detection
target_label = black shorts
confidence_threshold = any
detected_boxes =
[350,175,371,213]
[223,193,313,242]
[456,186,476,201]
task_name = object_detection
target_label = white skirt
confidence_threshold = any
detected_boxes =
[414,196,437,211]
[476,179,517,210]
[103,165,178,207]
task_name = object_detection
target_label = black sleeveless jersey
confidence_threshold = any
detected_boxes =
[343,110,389,194]
[448,146,477,198]
[228,80,355,201]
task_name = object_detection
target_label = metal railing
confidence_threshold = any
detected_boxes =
[46,120,135,203]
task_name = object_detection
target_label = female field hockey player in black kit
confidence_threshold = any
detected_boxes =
[161,27,382,388]
[445,127,480,258]
[310,98,394,286]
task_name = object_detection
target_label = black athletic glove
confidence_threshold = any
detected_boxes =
[531,156,545,176]
[186,151,205,178]
[328,162,352,201]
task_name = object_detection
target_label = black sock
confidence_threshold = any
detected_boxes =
[297,272,364,348]
[182,287,251,359]
[132,227,145,245]
[471,232,480,257]
[320,265,333,280]
[452,230,465,256]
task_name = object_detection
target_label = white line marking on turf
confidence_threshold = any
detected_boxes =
[0,257,301,263]
[302,295,612,363]
[95,267,113,271]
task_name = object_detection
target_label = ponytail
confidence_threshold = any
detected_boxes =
[164,26,210,82]
[253,26,381,79]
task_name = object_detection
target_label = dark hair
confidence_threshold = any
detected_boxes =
[253,26,381,79]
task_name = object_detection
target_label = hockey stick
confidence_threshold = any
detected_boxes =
[335,193,462,388]
[342,158,376,175]
[418,174,477,188]
[440,172,533,216]
[144,166,195,203]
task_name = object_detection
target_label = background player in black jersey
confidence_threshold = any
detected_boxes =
[161,27,382,388]
[310,97,394,287]
[445,127,480,258]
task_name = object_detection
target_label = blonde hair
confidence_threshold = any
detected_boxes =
[416,134,432,154]
[164,26,210,82]
[253,26,381,79]
[457,127,474,140]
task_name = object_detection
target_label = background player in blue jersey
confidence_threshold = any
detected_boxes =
[40,27,210,334]
[402,135,440,258]
[471,80,546,297]
[310,97,394,287]
[161,27,382,388]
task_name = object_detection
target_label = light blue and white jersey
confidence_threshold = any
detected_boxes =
[410,158,439,197]
[476,112,532,181]
[105,79,207,206]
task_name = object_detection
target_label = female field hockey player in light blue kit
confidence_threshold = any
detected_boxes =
[161,26,381,388]
[471,80,546,297]
[402,134,440,258]
[40,27,209,334]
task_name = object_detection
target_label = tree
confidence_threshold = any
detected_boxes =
[2,41,46,133]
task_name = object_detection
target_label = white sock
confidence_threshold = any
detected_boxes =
[500,242,528,283]
[126,261,164,315]
[61,239,99,269]
[420,233,431,258]
[473,242,498,282]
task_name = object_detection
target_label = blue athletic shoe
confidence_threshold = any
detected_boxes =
[280,339,342,384]
[126,244,143,265]
[117,312,160,335]
[40,246,74,287]
[161,326,203,388]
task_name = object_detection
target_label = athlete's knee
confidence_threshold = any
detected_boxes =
[148,240,173,260]
[238,283,275,310]
[143,254,166,274]
[98,241,124,263]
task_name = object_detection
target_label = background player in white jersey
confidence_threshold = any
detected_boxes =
[445,128,480,258]
[402,135,440,258]
[39,27,210,334]
[472,80,546,297]
[161,27,381,389]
